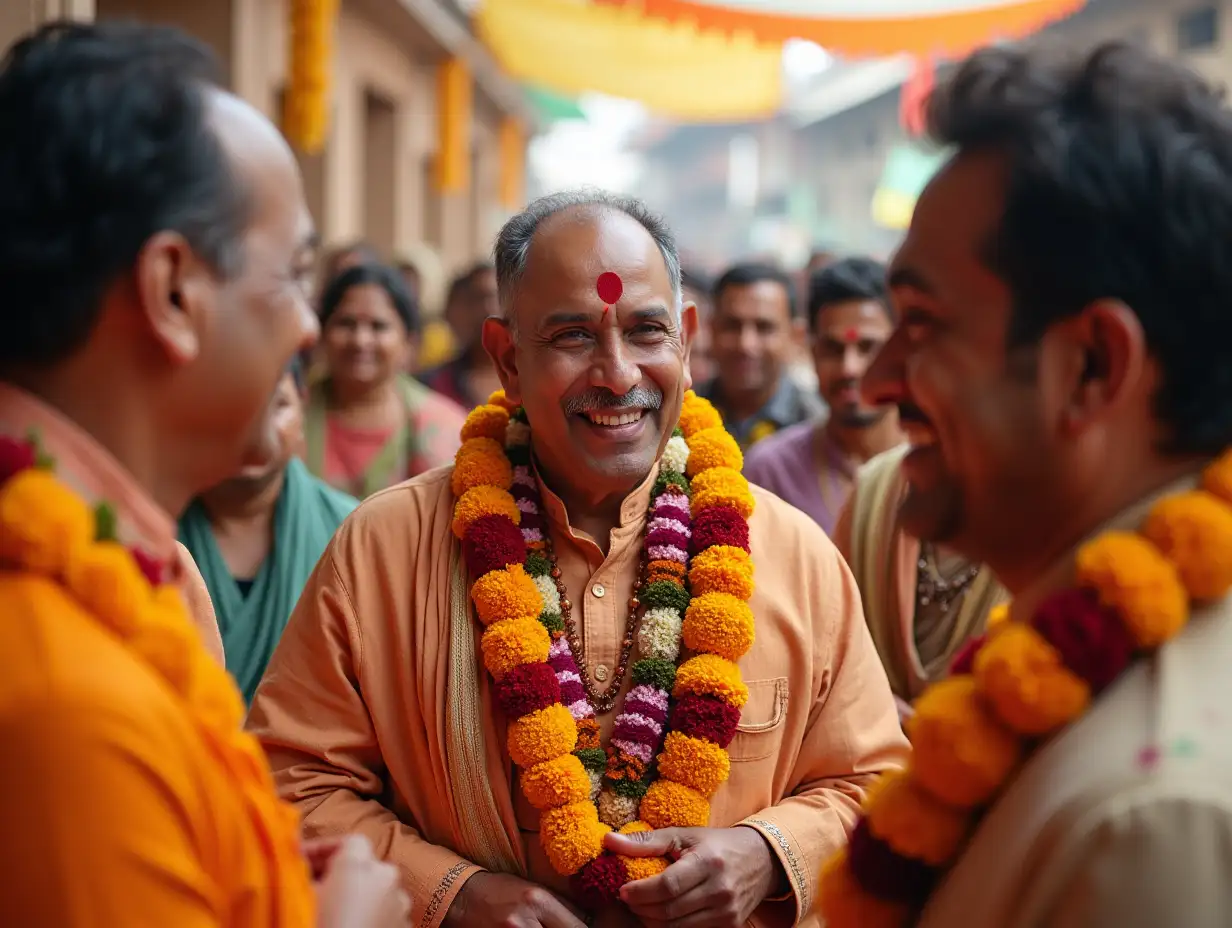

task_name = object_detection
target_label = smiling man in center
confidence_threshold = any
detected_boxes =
[248,190,908,928]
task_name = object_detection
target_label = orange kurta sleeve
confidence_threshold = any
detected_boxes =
[248,502,482,928]
[176,540,225,667]
[0,695,223,927]
[740,542,909,927]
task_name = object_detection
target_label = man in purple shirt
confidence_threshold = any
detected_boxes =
[743,257,904,536]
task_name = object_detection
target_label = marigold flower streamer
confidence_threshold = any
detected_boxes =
[452,390,756,903]
[820,449,1232,927]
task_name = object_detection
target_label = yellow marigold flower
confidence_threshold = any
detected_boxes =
[640,779,710,829]
[0,469,94,575]
[690,467,755,520]
[907,676,1022,809]
[674,653,749,708]
[488,390,519,412]
[1141,490,1232,601]
[973,622,1090,736]
[684,426,743,477]
[539,801,608,875]
[471,563,542,626]
[864,770,971,867]
[461,404,512,443]
[657,731,731,797]
[818,850,911,928]
[689,545,754,600]
[507,703,577,768]
[616,823,670,880]
[678,392,723,438]
[64,541,152,638]
[129,599,199,695]
[1075,531,1188,648]
[452,437,514,497]
[521,754,591,810]
[452,485,520,539]
[682,591,755,663]
[481,616,550,679]
[986,602,1010,631]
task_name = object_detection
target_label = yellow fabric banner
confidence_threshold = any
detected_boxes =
[476,0,783,121]
[435,57,473,196]
[498,117,526,210]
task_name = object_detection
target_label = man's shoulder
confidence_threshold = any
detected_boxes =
[748,481,839,561]
[327,465,457,563]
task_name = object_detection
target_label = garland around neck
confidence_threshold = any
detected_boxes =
[0,432,314,925]
[451,390,757,907]
[820,449,1232,927]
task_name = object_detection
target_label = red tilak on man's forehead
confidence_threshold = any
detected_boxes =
[842,327,860,343]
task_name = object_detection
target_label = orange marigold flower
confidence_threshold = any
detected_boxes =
[657,731,730,797]
[472,563,543,626]
[690,467,755,520]
[646,559,686,585]
[1141,490,1232,601]
[973,622,1090,736]
[452,485,520,539]
[129,598,199,695]
[688,544,754,600]
[539,801,608,875]
[575,717,601,751]
[1075,531,1188,648]
[684,426,743,477]
[907,676,1022,809]
[640,779,710,829]
[673,653,749,708]
[462,404,512,443]
[986,602,1010,632]
[678,392,723,438]
[818,850,911,928]
[452,438,513,496]
[188,647,247,731]
[604,748,645,781]
[64,541,152,638]
[1200,448,1232,505]
[521,754,592,810]
[0,469,94,575]
[682,591,755,662]
[864,770,971,867]
[616,822,670,880]
[507,703,578,767]
[481,616,550,679]
[488,390,520,412]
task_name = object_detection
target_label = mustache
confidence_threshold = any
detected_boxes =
[562,386,664,416]
[897,402,930,426]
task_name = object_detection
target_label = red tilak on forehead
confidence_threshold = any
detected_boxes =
[842,327,860,344]
[596,271,623,316]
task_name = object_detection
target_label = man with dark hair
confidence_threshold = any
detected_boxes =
[744,257,904,536]
[680,265,716,383]
[251,188,907,928]
[420,261,502,409]
[0,20,405,926]
[696,262,822,448]
[821,40,1232,928]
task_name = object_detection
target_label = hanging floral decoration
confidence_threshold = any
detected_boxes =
[283,0,341,154]
[819,450,1232,927]
[452,390,756,904]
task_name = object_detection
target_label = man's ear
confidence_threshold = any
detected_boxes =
[483,314,521,404]
[1049,298,1148,438]
[135,230,210,366]
[679,301,698,392]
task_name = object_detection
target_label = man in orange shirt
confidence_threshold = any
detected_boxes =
[249,190,908,928]
[0,20,405,926]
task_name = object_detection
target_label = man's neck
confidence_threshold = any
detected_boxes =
[823,415,903,467]
[4,368,200,519]
[536,459,641,556]
[720,378,779,424]
[199,467,286,527]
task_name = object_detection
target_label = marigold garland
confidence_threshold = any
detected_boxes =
[0,433,314,922]
[820,450,1232,927]
[452,390,755,905]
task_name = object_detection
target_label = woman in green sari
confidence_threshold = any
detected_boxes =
[306,262,467,498]
[179,365,357,704]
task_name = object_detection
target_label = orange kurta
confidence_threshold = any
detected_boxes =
[248,463,910,927]
[0,384,309,927]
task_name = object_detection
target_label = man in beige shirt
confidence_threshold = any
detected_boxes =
[249,190,909,928]
[830,40,1232,927]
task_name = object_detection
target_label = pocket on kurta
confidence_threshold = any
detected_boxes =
[727,677,789,762]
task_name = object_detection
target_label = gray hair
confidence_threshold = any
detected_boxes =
[492,188,683,329]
